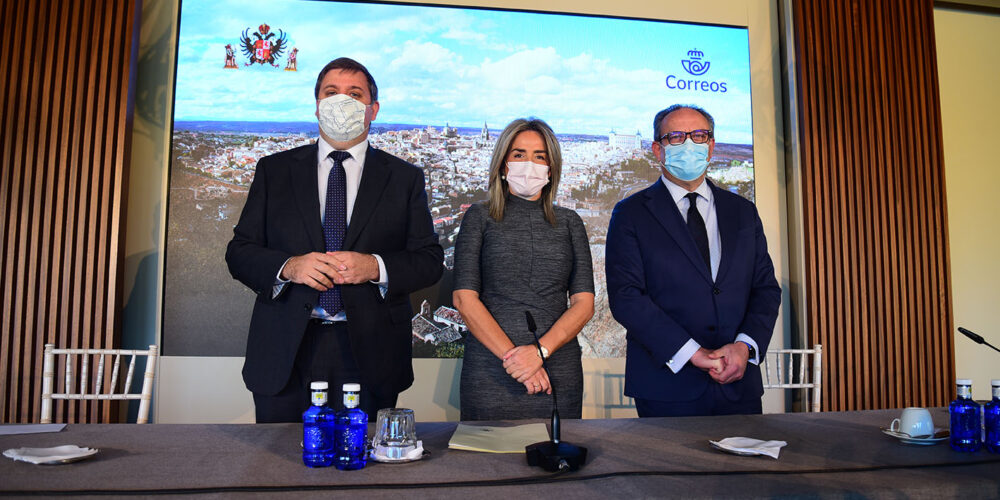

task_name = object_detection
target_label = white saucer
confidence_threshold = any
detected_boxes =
[3,445,99,464]
[369,450,428,463]
[369,441,427,463]
[880,427,949,445]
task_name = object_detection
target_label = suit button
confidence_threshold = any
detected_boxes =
[713,288,721,295]
[304,303,312,310]
[707,326,716,331]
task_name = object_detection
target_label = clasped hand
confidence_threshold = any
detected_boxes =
[502,345,550,395]
[690,343,750,385]
[280,251,378,291]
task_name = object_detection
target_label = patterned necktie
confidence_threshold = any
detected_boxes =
[318,150,352,316]
[685,192,711,273]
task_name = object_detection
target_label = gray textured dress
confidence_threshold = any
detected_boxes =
[453,195,594,421]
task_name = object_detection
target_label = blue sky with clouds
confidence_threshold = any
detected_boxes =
[174,0,753,143]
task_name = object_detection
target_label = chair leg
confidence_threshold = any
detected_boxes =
[137,345,158,424]
[41,344,55,423]
[813,345,823,412]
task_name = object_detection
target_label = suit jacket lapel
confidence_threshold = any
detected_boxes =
[289,143,324,251]
[643,180,713,283]
[343,146,391,250]
[711,181,739,283]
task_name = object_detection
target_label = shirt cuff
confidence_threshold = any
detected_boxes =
[370,254,388,297]
[273,258,292,299]
[665,338,701,374]
[735,333,760,365]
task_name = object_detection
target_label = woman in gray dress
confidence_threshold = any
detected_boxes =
[453,118,595,421]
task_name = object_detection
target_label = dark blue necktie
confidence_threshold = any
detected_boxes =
[318,150,352,316]
[685,192,711,273]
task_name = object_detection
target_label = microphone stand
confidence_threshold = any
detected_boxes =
[523,311,587,472]
[958,327,1000,354]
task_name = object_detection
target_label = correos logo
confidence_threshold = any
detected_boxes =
[681,49,710,76]
[666,48,727,93]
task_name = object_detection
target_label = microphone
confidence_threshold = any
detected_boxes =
[958,327,1000,354]
[525,311,560,443]
[523,310,587,472]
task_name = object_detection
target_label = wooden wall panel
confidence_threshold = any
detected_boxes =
[0,0,137,423]
[792,0,954,411]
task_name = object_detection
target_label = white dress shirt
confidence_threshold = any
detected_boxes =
[316,138,370,225]
[659,175,759,373]
[273,138,388,320]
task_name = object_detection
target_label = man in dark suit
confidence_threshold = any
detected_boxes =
[606,104,781,417]
[226,58,443,422]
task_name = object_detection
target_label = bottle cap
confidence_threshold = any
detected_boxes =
[310,381,329,390]
[992,379,1000,387]
[956,378,972,386]
[343,383,361,392]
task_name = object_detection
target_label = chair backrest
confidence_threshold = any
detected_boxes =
[761,344,823,412]
[41,344,159,423]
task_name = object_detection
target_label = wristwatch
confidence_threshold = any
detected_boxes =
[536,344,550,360]
[739,341,756,361]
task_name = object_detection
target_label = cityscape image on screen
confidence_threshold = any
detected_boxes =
[164,0,755,358]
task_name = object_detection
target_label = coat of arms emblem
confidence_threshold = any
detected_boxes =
[239,23,288,67]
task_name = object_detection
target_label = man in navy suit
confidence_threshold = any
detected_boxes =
[606,104,780,417]
[226,58,443,422]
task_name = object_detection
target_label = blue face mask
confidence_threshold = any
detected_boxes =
[662,139,709,182]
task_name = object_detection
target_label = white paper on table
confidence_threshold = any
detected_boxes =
[709,437,787,459]
[0,424,66,436]
[448,423,550,453]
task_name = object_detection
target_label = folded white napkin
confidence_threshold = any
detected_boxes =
[0,424,66,436]
[3,445,98,465]
[709,437,787,459]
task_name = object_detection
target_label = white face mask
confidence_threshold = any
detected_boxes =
[505,161,550,199]
[317,94,369,142]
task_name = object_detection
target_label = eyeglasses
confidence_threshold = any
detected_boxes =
[658,129,713,145]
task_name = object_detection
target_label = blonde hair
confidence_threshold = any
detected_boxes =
[486,118,562,226]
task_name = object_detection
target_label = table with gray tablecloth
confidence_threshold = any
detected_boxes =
[1,408,998,498]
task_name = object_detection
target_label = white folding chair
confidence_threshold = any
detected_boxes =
[41,344,159,423]
[761,344,823,412]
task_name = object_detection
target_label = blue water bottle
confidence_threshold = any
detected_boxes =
[985,379,1000,453]
[302,381,335,467]
[949,378,981,452]
[333,383,368,470]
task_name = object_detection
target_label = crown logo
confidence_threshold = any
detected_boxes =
[258,24,270,36]
[687,49,704,59]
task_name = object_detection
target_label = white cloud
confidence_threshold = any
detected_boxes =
[389,40,459,72]
[369,44,674,136]
[477,47,561,86]
[524,75,561,95]
[441,27,486,43]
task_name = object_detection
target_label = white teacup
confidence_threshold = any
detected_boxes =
[890,407,934,437]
